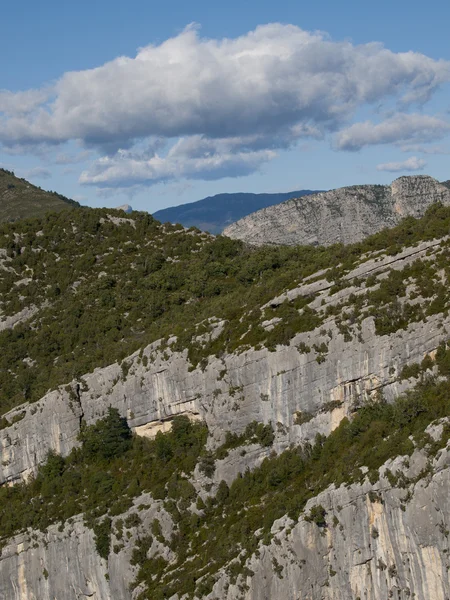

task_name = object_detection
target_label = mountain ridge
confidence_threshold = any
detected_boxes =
[1,181,450,599]
[153,189,321,233]
[224,174,450,246]
[0,168,79,222]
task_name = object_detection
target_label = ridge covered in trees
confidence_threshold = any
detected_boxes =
[0,168,79,224]
[1,203,450,414]
[1,200,450,598]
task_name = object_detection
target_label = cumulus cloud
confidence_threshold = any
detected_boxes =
[80,136,276,187]
[335,113,450,151]
[376,156,427,172]
[1,24,449,186]
[0,89,50,116]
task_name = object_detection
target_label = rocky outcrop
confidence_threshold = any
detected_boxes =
[0,301,442,485]
[1,235,448,486]
[1,427,448,600]
[0,492,173,600]
[0,304,38,332]
[1,230,450,600]
[223,175,450,246]
[207,424,450,600]
[0,520,111,600]
[152,190,320,234]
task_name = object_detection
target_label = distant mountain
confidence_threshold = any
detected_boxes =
[224,175,450,246]
[152,190,321,234]
[0,168,79,223]
[116,204,133,214]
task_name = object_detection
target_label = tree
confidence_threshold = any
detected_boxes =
[79,407,132,461]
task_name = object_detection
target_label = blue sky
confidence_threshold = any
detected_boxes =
[1,0,449,212]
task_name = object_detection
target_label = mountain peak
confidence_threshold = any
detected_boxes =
[116,204,133,213]
[152,189,321,233]
[224,174,450,246]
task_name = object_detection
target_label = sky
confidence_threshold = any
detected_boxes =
[1,0,450,213]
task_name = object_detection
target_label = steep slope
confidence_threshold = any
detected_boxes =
[0,168,79,222]
[2,415,449,600]
[2,203,449,415]
[1,204,450,599]
[153,189,320,233]
[224,175,450,246]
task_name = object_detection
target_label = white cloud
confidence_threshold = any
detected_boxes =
[335,113,450,151]
[0,89,50,116]
[80,136,276,187]
[376,156,427,172]
[1,24,449,186]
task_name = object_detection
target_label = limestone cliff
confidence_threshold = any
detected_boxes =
[223,175,450,246]
[1,213,450,599]
[1,427,448,600]
[1,236,448,486]
[208,424,450,600]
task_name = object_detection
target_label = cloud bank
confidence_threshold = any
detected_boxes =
[1,24,449,187]
[335,114,450,151]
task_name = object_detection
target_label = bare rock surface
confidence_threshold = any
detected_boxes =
[1,235,449,486]
[206,441,450,600]
[223,175,450,246]
[1,441,448,600]
[0,492,174,600]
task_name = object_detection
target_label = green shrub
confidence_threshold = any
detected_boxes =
[78,407,132,461]
[399,363,421,381]
[199,453,216,478]
[294,411,313,425]
[93,517,112,560]
[306,505,327,527]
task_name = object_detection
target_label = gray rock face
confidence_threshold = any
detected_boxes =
[0,299,445,488]
[1,232,450,599]
[223,175,450,246]
[1,236,448,486]
[1,435,448,600]
[116,203,133,213]
[0,520,111,600]
[0,492,173,600]
[207,436,450,600]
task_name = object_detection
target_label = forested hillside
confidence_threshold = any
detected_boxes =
[0,168,79,223]
[1,203,450,600]
[2,203,450,414]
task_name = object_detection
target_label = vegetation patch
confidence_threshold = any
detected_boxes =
[1,203,450,414]
[1,372,450,599]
